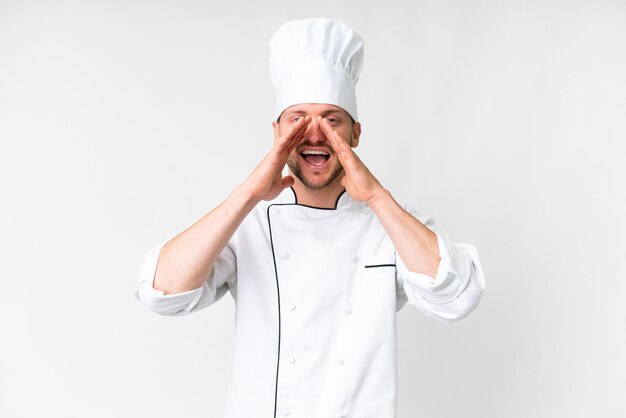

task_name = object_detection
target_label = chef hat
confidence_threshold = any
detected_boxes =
[269,18,364,122]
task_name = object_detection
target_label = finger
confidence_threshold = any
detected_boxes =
[284,115,311,152]
[268,118,309,167]
[317,116,356,166]
[319,116,354,155]
[280,175,295,189]
[276,115,310,152]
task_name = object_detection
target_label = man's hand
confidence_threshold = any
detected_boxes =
[319,116,440,276]
[242,115,311,202]
[317,116,386,204]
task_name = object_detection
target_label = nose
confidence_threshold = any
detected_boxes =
[304,116,325,143]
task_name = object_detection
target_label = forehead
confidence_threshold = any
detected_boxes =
[281,103,349,117]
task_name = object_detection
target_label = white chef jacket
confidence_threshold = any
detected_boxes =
[135,187,485,418]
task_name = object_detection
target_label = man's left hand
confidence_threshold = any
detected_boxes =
[318,116,387,204]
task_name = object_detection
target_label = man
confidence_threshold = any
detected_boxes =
[135,18,486,418]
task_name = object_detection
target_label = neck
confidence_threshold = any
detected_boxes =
[290,177,346,209]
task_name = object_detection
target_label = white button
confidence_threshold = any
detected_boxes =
[274,208,281,215]
[281,412,290,417]
[358,212,366,219]
[289,356,296,364]
[344,307,352,315]
[281,253,290,260]
[289,304,296,311]
[336,358,345,365]
[350,255,359,263]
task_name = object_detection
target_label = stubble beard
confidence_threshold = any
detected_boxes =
[287,154,344,190]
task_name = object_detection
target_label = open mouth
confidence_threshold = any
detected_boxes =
[300,149,331,167]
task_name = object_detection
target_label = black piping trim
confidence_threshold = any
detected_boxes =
[266,188,350,416]
[266,204,281,418]
[334,189,347,209]
[288,186,347,210]
[364,264,397,268]
[289,186,298,204]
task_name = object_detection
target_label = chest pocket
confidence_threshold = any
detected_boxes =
[352,253,399,328]
[358,253,397,296]
[363,253,397,270]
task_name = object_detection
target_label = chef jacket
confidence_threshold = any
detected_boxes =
[135,187,486,418]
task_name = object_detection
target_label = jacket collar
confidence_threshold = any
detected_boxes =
[272,186,362,212]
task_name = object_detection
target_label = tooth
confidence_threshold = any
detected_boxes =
[302,150,329,155]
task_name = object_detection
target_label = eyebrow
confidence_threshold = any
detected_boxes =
[284,109,346,118]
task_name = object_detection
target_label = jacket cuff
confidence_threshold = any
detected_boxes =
[134,242,205,315]
[397,231,474,305]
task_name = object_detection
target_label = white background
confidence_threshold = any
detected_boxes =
[1,0,624,417]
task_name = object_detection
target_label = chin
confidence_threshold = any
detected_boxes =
[301,177,334,190]
[288,159,343,190]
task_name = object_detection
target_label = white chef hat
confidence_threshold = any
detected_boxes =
[269,18,364,122]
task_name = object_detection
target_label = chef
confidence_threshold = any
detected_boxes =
[135,18,486,418]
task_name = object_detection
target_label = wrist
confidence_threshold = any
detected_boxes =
[366,186,392,210]
[233,183,263,210]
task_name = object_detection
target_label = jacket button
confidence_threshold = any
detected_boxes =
[281,253,290,260]
[289,356,296,364]
[336,358,345,366]
[281,412,290,417]
[350,255,359,263]
[289,304,296,311]
[358,212,366,219]
[344,307,352,315]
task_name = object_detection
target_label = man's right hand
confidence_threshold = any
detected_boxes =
[241,115,311,202]
[151,115,311,295]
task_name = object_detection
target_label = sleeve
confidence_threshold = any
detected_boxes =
[395,204,486,322]
[133,235,237,316]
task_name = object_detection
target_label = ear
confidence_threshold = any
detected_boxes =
[350,122,362,148]
[272,121,280,141]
